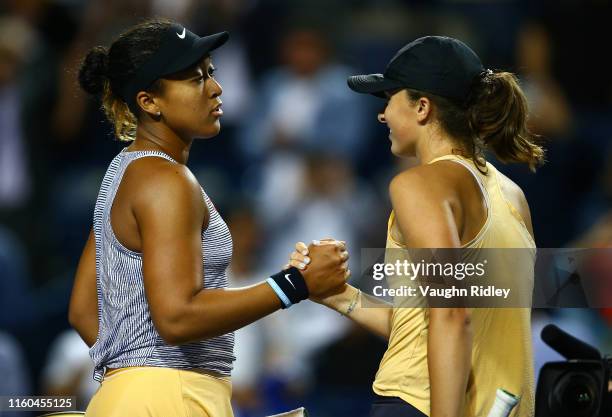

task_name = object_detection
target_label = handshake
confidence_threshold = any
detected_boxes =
[282,238,350,302]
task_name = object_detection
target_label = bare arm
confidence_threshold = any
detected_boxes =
[134,162,346,345]
[389,170,473,417]
[428,308,473,417]
[288,243,393,340]
[317,284,393,340]
[317,284,393,339]
[68,228,99,347]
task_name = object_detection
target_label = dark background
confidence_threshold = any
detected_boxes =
[0,1,610,416]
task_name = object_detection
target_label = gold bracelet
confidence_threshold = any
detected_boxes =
[343,289,361,316]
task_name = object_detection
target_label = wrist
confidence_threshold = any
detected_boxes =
[323,284,357,312]
[266,267,309,309]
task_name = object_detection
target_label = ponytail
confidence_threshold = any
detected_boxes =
[100,82,137,142]
[78,45,137,141]
[467,71,544,171]
[405,70,545,172]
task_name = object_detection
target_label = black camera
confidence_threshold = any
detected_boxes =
[535,324,611,417]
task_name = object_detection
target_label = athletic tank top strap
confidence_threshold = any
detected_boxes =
[119,148,177,163]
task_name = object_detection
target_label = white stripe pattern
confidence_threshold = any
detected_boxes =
[90,149,235,382]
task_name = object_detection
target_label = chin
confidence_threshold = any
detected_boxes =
[199,122,221,139]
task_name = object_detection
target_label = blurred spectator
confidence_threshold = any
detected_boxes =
[307,325,387,417]
[41,329,97,411]
[520,0,612,114]
[237,24,375,301]
[151,0,196,23]
[565,149,612,340]
[570,149,612,246]
[0,227,38,333]
[191,0,254,125]
[0,332,31,417]
[226,205,352,416]
[510,0,612,247]
[238,27,368,162]
[516,25,571,138]
[259,154,379,274]
[0,17,36,210]
[184,0,256,194]
[226,207,268,416]
[256,155,378,390]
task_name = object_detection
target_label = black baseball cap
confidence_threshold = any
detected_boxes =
[121,23,229,111]
[347,36,483,101]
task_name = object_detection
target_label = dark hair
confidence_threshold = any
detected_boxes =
[78,18,171,141]
[405,70,545,172]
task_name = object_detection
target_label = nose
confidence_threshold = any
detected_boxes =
[377,112,386,124]
[209,77,223,98]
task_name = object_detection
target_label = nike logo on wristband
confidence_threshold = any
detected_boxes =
[177,28,186,39]
[284,274,296,289]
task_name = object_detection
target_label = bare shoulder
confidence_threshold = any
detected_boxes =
[390,162,466,202]
[389,165,463,247]
[389,163,449,195]
[123,157,206,221]
[495,169,528,208]
[495,168,534,236]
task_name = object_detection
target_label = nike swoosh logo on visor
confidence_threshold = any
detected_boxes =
[177,28,186,39]
[284,274,296,290]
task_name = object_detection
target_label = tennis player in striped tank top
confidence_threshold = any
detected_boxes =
[287,37,544,417]
[68,19,349,417]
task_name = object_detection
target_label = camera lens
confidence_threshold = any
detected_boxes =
[551,372,599,417]
[562,379,593,410]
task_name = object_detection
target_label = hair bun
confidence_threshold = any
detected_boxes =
[78,46,109,95]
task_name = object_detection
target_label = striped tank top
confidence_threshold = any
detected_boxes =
[90,149,235,382]
[374,154,535,417]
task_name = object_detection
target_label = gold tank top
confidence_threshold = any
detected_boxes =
[372,154,536,417]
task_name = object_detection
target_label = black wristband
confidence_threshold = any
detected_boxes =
[269,267,309,307]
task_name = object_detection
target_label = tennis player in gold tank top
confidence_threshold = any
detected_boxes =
[377,154,537,417]
[287,36,544,417]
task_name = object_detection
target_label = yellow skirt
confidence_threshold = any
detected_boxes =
[85,367,233,417]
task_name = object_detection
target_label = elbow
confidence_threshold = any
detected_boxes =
[156,318,190,346]
[152,301,221,345]
[158,330,186,346]
[158,325,216,346]
[155,312,214,346]
[157,321,221,346]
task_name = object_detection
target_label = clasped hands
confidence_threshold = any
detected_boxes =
[283,238,350,302]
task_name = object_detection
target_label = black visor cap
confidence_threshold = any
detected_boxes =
[159,29,229,77]
[347,74,405,98]
[347,36,483,101]
[122,23,229,111]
